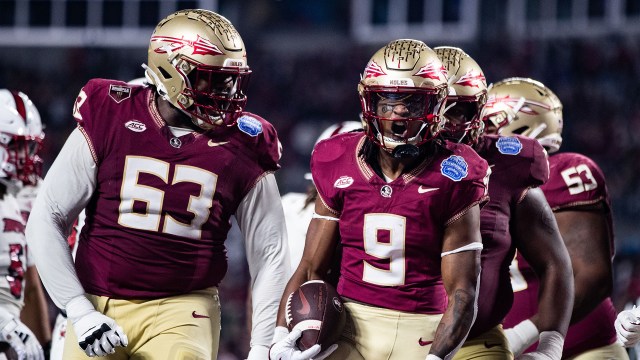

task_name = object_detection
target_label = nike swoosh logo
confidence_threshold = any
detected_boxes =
[208,140,229,147]
[418,186,439,194]
[297,290,311,316]
[192,311,210,319]
[484,341,501,349]
[418,338,433,346]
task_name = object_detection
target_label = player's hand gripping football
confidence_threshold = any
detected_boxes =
[269,327,337,360]
[66,295,128,357]
[615,305,640,347]
[0,317,44,360]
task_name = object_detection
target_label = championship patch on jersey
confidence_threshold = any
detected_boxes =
[441,155,468,181]
[496,136,522,155]
[237,115,263,137]
[334,176,354,189]
[108,84,132,103]
[124,120,146,133]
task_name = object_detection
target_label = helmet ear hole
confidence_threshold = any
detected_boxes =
[510,126,528,135]
[158,66,172,80]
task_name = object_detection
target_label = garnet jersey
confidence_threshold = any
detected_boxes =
[469,135,548,338]
[72,79,280,299]
[504,152,617,357]
[0,193,30,314]
[311,133,489,314]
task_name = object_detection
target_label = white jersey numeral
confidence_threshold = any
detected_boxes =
[560,164,598,195]
[509,254,528,292]
[118,156,217,239]
[73,90,87,121]
[362,213,406,286]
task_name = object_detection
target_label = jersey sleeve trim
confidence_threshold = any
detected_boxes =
[445,196,488,226]
[316,192,341,217]
[517,187,532,204]
[78,125,98,165]
[549,197,606,212]
[244,170,276,199]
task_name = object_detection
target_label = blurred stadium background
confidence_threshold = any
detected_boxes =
[1,0,640,358]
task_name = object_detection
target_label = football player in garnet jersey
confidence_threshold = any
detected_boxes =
[270,39,489,360]
[25,9,289,360]
[488,78,628,359]
[434,47,574,360]
[0,90,49,360]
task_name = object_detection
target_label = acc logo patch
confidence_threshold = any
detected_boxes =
[124,120,146,132]
[334,176,354,189]
[496,136,522,155]
[108,84,131,103]
[237,115,263,137]
[441,155,468,181]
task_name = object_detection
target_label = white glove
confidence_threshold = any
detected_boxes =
[0,318,44,360]
[505,319,539,356]
[615,306,640,347]
[517,330,564,360]
[246,344,269,360]
[268,327,338,360]
[425,354,443,360]
[66,295,128,357]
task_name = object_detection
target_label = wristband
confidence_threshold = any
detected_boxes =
[272,326,289,344]
[536,331,564,359]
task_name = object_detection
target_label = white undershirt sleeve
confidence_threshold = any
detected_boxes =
[236,173,290,348]
[25,128,97,309]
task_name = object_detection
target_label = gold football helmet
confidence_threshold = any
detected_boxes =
[434,46,487,144]
[144,9,251,129]
[358,39,448,155]
[481,77,563,153]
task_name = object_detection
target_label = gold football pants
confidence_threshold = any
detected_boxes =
[63,287,221,360]
[327,301,443,360]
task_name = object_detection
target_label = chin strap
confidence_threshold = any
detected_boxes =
[142,63,169,101]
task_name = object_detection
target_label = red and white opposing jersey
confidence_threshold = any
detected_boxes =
[0,193,29,315]
[312,133,489,314]
[15,178,42,221]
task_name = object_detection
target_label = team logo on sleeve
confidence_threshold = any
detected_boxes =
[496,136,523,155]
[441,155,468,181]
[334,176,354,189]
[108,84,132,103]
[237,115,263,137]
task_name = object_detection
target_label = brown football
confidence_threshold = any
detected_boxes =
[285,280,346,351]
